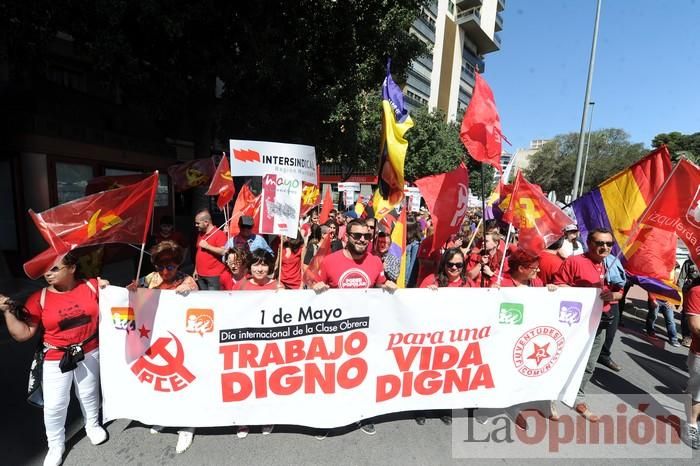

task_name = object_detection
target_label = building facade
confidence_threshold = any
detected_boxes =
[405,0,505,121]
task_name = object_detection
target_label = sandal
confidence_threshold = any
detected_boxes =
[575,403,599,422]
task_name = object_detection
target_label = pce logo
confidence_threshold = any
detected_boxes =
[498,303,524,324]
[130,332,196,392]
[111,307,135,331]
[185,309,214,336]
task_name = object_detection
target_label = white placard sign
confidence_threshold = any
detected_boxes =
[229,140,317,184]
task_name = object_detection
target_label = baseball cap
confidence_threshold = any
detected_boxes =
[564,224,578,232]
[239,216,255,228]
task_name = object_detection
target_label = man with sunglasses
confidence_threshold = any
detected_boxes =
[312,218,396,436]
[313,219,397,292]
[554,227,623,423]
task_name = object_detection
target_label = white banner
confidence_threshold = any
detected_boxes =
[229,140,317,184]
[100,287,601,429]
[338,182,360,208]
[404,186,421,212]
[259,174,302,239]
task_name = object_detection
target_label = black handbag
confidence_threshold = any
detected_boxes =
[27,338,46,408]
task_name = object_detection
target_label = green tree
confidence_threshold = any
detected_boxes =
[524,129,647,196]
[652,131,700,163]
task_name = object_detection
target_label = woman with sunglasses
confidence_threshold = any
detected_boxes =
[220,247,250,291]
[127,240,198,454]
[419,248,473,289]
[0,252,109,466]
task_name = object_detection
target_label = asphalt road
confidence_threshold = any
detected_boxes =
[2,286,699,465]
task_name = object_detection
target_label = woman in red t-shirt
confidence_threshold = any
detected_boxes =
[420,248,473,289]
[232,249,278,438]
[220,247,250,291]
[493,248,559,429]
[279,234,304,289]
[0,252,109,465]
[235,249,281,291]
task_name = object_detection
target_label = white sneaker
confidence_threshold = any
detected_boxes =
[262,425,274,435]
[175,430,194,454]
[682,424,700,449]
[150,425,163,434]
[236,426,249,439]
[86,425,107,445]
[43,446,64,466]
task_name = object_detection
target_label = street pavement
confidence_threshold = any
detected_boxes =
[2,285,699,465]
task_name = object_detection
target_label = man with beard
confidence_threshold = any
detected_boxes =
[312,218,396,436]
[194,209,227,290]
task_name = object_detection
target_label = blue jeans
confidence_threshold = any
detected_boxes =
[646,300,678,342]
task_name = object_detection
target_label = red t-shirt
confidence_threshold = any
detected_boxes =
[235,279,279,291]
[684,286,700,354]
[219,269,241,291]
[195,228,227,276]
[538,252,564,285]
[497,272,544,288]
[554,254,619,312]
[26,279,99,361]
[468,249,505,287]
[318,250,386,289]
[280,247,303,289]
[419,273,472,288]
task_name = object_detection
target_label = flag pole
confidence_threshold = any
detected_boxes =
[465,218,483,250]
[136,171,160,283]
[480,162,487,288]
[276,235,285,287]
[135,242,147,283]
[496,224,513,285]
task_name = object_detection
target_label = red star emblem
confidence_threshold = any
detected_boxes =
[138,324,151,339]
[527,342,551,366]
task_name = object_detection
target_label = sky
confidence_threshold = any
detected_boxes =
[484,0,700,152]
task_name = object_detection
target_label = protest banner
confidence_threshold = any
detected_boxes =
[338,182,360,208]
[229,140,317,185]
[404,186,421,212]
[259,173,303,239]
[100,287,601,429]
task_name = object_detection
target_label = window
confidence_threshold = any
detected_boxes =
[56,162,94,204]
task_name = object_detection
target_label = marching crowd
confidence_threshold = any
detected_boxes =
[1,204,700,466]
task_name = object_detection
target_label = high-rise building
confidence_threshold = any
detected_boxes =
[405,0,505,121]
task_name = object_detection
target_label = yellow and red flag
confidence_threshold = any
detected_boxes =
[300,182,321,216]
[24,173,159,279]
[502,172,573,255]
[206,155,235,209]
[167,157,216,192]
[354,195,366,218]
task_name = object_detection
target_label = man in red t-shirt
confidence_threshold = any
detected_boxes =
[313,219,395,291]
[683,282,700,448]
[554,227,622,423]
[312,218,395,437]
[467,233,503,287]
[194,209,227,290]
[538,239,565,285]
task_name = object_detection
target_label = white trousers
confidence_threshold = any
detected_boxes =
[42,348,101,449]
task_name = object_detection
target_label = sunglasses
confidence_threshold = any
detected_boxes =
[593,241,614,248]
[155,264,177,272]
[446,262,464,269]
[47,266,67,273]
[348,232,373,241]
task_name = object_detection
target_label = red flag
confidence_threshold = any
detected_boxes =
[639,158,700,266]
[303,232,332,286]
[229,183,261,237]
[85,174,150,195]
[414,163,470,254]
[502,172,573,254]
[460,73,506,172]
[318,188,334,224]
[24,173,159,279]
[167,157,216,192]
[206,155,235,209]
